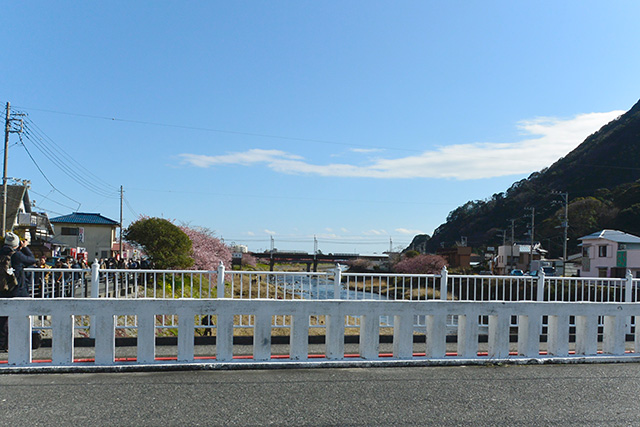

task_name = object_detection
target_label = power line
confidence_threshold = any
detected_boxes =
[14,105,424,154]
[123,195,139,219]
[29,189,79,212]
[30,203,65,217]
[18,133,82,210]
[22,116,117,191]
[21,118,119,198]
[22,119,117,195]
[125,186,458,206]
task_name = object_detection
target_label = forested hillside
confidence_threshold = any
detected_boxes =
[414,98,640,258]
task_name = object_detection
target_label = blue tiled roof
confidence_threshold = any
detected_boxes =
[579,229,640,244]
[50,212,119,226]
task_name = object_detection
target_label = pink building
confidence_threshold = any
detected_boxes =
[579,230,640,278]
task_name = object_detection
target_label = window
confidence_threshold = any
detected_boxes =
[61,227,79,236]
[618,243,627,250]
[598,245,608,257]
[582,246,590,257]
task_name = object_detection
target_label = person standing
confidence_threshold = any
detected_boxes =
[0,232,37,352]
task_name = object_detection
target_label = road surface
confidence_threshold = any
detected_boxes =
[1,363,639,426]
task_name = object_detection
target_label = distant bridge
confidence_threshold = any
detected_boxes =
[247,251,390,271]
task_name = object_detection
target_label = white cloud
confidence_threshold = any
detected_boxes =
[365,229,388,236]
[350,148,384,154]
[179,110,623,180]
[264,229,276,235]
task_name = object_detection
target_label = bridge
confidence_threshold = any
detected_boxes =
[1,264,639,371]
[246,251,389,271]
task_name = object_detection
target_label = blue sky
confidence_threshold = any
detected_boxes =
[2,1,639,254]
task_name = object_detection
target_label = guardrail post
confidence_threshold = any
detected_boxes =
[625,269,633,302]
[90,260,100,339]
[333,264,343,300]
[440,266,448,301]
[216,262,225,298]
[625,269,633,334]
[536,269,545,301]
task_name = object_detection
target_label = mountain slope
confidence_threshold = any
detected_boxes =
[422,99,640,255]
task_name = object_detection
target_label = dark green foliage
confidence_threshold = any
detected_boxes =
[422,99,640,256]
[124,217,194,269]
[405,234,431,253]
[616,203,640,236]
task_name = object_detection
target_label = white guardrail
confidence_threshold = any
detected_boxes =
[3,263,638,370]
[2,298,640,369]
[24,263,640,303]
[23,263,640,332]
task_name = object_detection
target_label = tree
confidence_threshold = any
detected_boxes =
[616,203,640,236]
[345,258,374,273]
[124,217,193,269]
[178,225,232,270]
[392,254,447,275]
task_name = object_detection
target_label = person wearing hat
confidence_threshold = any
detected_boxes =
[0,232,37,352]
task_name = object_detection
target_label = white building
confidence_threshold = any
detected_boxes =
[50,212,119,261]
[579,230,640,278]
[494,243,546,275]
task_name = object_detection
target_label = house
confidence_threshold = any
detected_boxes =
[494,243,546,275]
[578,230,640,278]
[0,184,55,256]
[50,212,119,261]
[436,246,472,269]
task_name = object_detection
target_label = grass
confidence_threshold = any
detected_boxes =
[344,276,446,300]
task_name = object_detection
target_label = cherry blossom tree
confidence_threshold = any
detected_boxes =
[393,254,447,275]
[178,225,232,270]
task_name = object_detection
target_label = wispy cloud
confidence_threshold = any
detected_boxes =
[179,110,623,180]
[350,148,384,154]
[365,229,388,236]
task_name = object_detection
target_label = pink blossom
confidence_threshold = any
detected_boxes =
[178,225,232,270]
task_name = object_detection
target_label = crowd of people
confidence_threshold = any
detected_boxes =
[1,233,156,352]
[29,256,154,271]
[97,257,153,270]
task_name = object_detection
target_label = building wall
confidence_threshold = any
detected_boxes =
[581,239,640,277]
[52,223,116,261]
[495,245,542,274]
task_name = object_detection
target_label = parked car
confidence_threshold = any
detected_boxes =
[509,269,524,276]
[527,266,555,277]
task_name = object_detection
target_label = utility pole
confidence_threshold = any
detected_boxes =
[497,229,506,246]
[553,191,569,276]
[509,219,516,272]
[2,102,23,234]
[525,207,535,272]
[3,102,10,233]
[119,185,124,263]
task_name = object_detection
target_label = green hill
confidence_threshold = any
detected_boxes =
[419,98,640,257]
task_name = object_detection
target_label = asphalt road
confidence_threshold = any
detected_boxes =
[1,363,640,426]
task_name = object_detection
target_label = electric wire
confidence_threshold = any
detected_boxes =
[123,195,139,218]
[14,105,423,154]
[18,133,82,210]
[21,120,119,198]
[22,117,116,190]
[21,122,117,197]
[29,189,79,212]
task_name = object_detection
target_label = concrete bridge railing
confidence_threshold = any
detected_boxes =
[2,298,640,370]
